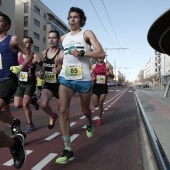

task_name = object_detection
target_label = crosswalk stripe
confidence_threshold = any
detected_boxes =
[70,134,79,142]
[44,132,60,141]
[3,150,33,166]
[31,153,57,170]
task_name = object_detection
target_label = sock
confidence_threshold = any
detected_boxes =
[86,119,92,126]
[50,113,56,119]
[62,136,71,151]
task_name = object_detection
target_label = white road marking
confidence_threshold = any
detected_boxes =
[70,122,76,127]
[82,125,86,129]
[31,153,57,170]
[93,116,98,120]
[79,115,86,119]
[71,134,79,142]
[44,132,60,141]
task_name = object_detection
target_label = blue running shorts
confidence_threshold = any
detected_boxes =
[58,76,92,93]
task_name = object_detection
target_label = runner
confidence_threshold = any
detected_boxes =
[55,7,105,164]
[0,12,33,168]
[13,37,43,133]
[91,58,114,126]
[0,13,33,134]
[38,30,63,130]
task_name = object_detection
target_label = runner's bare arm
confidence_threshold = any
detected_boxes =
[84,30,105,59]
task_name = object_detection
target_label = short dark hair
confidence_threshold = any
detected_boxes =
[67,7,86,27]
[24,36,33,44]
[0,12,11,30]
[49,30,60,39]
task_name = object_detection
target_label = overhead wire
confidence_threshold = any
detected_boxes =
[101,0,122,49]
[88,0,116,48]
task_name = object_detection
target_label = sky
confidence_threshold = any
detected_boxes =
[41,0,170,81]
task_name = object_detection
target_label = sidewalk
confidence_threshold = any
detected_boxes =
[135,89,170,165]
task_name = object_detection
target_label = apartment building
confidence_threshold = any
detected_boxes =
[0,0,16,35]
[15,0,70,56]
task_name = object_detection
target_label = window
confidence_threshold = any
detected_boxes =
[43,37,46,43]
[34,19,40,27]
[24,16,28,27]
[24,3,28,13]
[34,5,40,15]
[34,46,39,53]
[0,0,2,5]
[24,30,28,37]
[43,25,46,31]
[44,13,46,19]
[34,32,40,40]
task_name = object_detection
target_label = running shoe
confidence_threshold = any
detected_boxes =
[10,133,27,169]
[10,119,21,137]
[96,119,102,126]
[48,114,58,129]
[86,122,94,138]
[25,123,35,133]
[55,149,74,164]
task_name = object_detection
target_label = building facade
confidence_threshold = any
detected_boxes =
[15,0,70,56]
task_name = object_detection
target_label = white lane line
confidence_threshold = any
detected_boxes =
[70,122,76,127]
[129,90,132,92]
[79,115,86,119]
[71,134,79,142]
[93,116,98,120]
[44,132,60,141]
[82,125,86,129]
[3,150,33,166]
[31,153,57,170]
[104,108,108,110]
[95,107,99,110]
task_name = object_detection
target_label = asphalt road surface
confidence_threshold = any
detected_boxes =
[0,87,145,170]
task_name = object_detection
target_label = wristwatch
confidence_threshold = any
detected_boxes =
[80,50,85,57]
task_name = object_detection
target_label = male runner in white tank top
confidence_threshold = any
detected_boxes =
[56,7,105,164]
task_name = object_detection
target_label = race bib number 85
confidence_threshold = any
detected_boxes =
[65,64,82,80]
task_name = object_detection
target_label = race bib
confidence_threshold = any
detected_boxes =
[65,64,82,80]
[19,71,28,82]
[45,71,57,83]
[96,75,106,84]
[0,54,3,69]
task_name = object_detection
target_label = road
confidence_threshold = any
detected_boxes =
[0,87,146,170]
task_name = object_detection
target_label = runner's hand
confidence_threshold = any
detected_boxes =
[10,65,23,74]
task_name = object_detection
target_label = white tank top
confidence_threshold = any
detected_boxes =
[59,30,92,81]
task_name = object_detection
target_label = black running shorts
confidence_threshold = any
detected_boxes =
[43,82,60,99]
[92,84,108,97]
[0,74,18,104]
[15,79,36,97]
